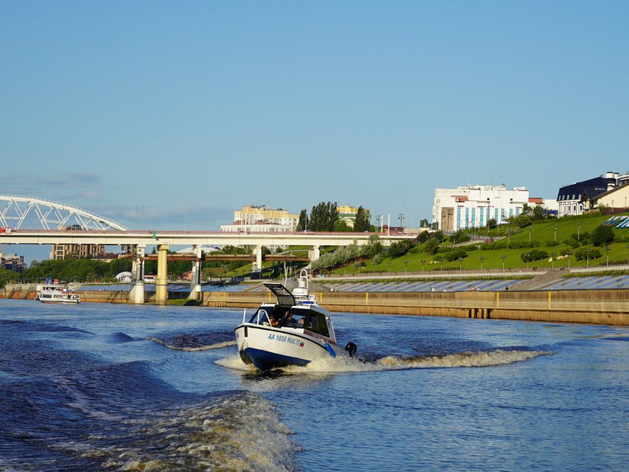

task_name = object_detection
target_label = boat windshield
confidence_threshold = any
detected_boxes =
[301,310,330,338]
[248,306,288,326]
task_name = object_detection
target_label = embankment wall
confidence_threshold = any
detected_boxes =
[203,289,629,326]
[4,286,629,326]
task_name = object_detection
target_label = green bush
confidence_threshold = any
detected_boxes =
[520,249,549,263]
[574,247,602,261]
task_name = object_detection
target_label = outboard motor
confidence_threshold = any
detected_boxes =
[345,342,357,358]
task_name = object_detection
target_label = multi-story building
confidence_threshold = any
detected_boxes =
[432,185,542,232]
[51,243,107,260]
[557,172,629,217]
[337,205,370,228]
[1,253,26,272]
[221,205,299,233]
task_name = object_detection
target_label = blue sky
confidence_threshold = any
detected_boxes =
[1,0,628,241]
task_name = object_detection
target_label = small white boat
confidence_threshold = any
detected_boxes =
[35,284,81,304]
[235,270,356,371]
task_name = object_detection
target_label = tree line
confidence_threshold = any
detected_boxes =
[296,202,372,232]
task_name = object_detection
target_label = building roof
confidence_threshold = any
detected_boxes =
[557,176,613,201]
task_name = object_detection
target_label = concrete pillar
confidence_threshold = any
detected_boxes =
[188,244,203,300]
[252,245,263,278]
[309,245,321,262]
[130,245,145,304]
[156,244,169,306]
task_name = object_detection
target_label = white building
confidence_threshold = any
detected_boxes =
[221,205,299,233]
[432,185,536,232]
[557,172,628,217]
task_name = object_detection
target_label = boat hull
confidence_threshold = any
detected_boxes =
[235,324,339,371]
[39,298,80,304]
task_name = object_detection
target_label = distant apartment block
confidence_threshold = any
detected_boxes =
[51,243,107,260]
[1,253,26,272]
[432,185,546,232]
[221,205,299,233]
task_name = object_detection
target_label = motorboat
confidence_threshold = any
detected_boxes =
[35,284,81,304]
[234,270,356,371]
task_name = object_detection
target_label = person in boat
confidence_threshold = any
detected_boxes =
[280,311,304,328]
[281,312,298,328]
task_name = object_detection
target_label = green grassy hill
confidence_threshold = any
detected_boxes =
[329,213,629,275]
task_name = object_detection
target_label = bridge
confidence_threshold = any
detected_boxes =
[0,195,419,305]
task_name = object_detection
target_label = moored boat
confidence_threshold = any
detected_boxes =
[235,270,356,371]
[35,284,81,304]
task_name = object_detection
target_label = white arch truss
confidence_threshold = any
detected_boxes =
[0,195,127,231]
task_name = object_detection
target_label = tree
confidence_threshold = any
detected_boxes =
[451,229,471,244]
[333,219,350,232]
[354,206,371,232]
[296,209,308,231]
[423,237,440,256]
[591,225,615,246]
[308,202,339,231]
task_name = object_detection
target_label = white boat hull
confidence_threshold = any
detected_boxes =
[235,324,340,371]
[38,296,80,304]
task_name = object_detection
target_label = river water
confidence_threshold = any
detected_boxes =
[1,300,629,471]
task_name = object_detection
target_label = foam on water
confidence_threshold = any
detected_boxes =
[219,349,551,374]
[148,337,237,352]
[53,391,298,472]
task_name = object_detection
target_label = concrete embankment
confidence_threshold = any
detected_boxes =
[4,285,629,326]
[202,289,629,326]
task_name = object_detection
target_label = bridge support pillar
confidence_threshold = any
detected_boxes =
[156,244,169,306]
[189,245,203,300]
[309,245,320,262]
[252,245,263,279]
[130,245,145,304]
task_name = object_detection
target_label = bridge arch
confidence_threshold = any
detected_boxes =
[0,195,126,231]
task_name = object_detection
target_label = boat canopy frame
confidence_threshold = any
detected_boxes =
[264,283,296,307]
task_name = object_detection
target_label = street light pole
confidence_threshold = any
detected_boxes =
[479,256,485,271]
[550,252,556,270]
[501,255,506,272]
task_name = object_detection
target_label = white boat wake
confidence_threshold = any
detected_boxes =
[217,348,552,374]
[148,337,237,352]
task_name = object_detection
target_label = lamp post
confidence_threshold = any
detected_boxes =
[404,260,408,274]
[577,223,581,242]
[387,260,391,273]
[479,256,485,271]
[605,246,611,266]
[421,259,425,272]
[565,250,572,269]
[524,253,530,270]
[529,227,532,242]
[550,252,556,270]
[458,257,463,272]
[585,248,591,268]
[501,255,507,272]
[439,258,444,271]
[554,224,557,242]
